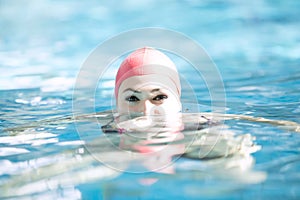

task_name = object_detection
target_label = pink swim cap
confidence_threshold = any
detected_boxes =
[115,47,181,98]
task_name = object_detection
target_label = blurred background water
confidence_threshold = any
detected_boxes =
[1,0,300,199]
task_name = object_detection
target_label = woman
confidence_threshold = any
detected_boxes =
[114,47,182,117]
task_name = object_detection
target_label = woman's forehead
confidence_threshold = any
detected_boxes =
[118,74,180,97]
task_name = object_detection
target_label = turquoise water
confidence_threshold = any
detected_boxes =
[1,0,300,199]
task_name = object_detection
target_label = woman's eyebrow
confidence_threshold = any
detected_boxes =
[122,88,141,93]
[151,88,161,93]
[122,88,162,93]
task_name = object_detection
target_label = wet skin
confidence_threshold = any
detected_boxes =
[117,75,182,116]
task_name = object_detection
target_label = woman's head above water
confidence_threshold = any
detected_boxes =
[115,47,182,116]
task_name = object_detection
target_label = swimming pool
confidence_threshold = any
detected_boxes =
[1,0,300,199]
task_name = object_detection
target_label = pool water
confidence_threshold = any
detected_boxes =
[1,1,300,199]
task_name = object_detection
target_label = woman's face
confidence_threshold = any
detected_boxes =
[117,75,182,116]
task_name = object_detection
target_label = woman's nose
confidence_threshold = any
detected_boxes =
[143,100,154,115]
[143,100,165,115]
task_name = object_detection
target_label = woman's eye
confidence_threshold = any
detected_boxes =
[152,95,168,101]
[126,95,140,102]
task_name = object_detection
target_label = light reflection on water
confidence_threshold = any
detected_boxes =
[0,112,268,199]
[1,90,300,199]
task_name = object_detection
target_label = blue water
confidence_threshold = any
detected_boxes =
[1,0,300,199]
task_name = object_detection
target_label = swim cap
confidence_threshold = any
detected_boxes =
[115,47,181,98]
